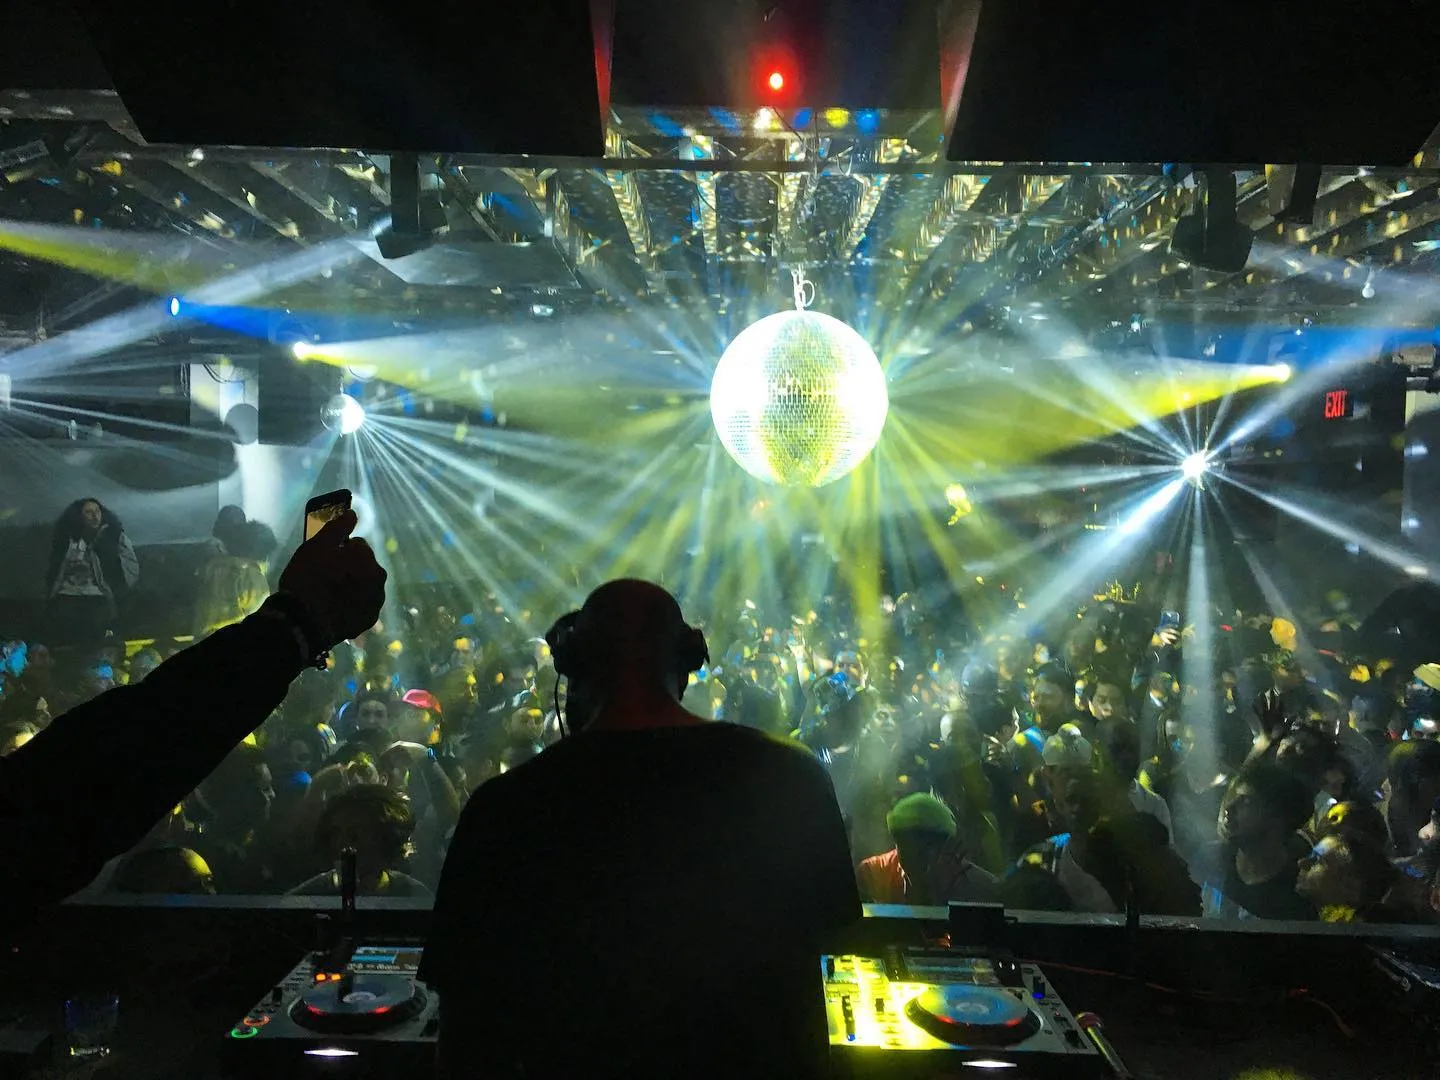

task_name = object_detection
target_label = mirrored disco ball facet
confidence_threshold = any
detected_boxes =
[709,310,888,487]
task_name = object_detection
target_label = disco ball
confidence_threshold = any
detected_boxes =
[710,309,888,487]
[321,393,365,435]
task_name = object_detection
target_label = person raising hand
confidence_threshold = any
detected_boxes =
[0,509,386,924]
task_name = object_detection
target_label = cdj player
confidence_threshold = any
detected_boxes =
[223,942,438,1075]
[825,949,1111,1078]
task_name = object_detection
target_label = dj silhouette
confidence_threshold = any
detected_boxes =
[422,580,860,1080]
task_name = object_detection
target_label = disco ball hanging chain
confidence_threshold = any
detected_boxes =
[791,267,816,312]
[709,271,889,488]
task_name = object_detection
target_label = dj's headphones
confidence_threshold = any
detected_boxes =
[545,609,710,695]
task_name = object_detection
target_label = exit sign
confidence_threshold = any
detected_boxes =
[1323,388,1353,420]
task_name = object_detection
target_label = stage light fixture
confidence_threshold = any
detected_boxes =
[768,70,785,91]
[1170,169,1253,273]
[372,151,447,260]
[1181,452,1209,481]
[167,296,181,317]
[321,392,365,435]
[710,283,888,487]
[1362,267,1377,299]
[292,341,312,361]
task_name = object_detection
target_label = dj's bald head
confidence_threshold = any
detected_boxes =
[575,579,688,673]
[556,580,704,732]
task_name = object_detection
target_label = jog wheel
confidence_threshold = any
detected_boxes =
[292,973,427,1035]
[904,985,1041,1046]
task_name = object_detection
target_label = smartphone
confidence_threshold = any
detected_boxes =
[304,488,352,541]
[1159,610,1182,631]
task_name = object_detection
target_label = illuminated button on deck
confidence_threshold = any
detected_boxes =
[229,1027,258,1040]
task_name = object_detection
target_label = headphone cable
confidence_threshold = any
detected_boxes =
[554,672,568,739]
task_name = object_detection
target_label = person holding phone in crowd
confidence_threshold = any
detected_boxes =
[3,508,386,925]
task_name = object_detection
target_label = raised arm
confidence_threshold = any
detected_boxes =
[0,510,385,923]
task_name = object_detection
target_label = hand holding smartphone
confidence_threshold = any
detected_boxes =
[304,488,353,541]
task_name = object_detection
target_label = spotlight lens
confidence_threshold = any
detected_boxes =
[1181,452,1209,480]
[292,341,312,361]
[321,393,365,435]
[768,71,785,91]
[168,296,181,317]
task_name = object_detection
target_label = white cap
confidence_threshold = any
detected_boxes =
[1042,723,1094,769]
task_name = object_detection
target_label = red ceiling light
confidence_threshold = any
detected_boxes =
[767,70,785,92]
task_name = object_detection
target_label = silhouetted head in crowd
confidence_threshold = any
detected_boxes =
[55,497,117,544]
[212,504,246,545]
[1042,723,1095,797]
[1048,770,1104,838]
[1218,762,1312,848]
[1273,725,1343,791]
[1002,865,1074,912]
[507,706,545,748]
[967,698,1012,740]
[1085,811,1199,916]
[801,672,864,751]
[994,640,1025,682]
[200,744,275,833]
[222,519,278,562]
[352,688,396,737]
[314,784,415,886]
[1314,800,1390,849]
[1385,739,1440,856]
[1029,663,1073,732]
[113,846,216,895]
[1062,624,1096,674]
[1096,715,1142,787]
[272,719,336,777]
[128,647,163,683]
[886,793,956,897]
[396,688,441,746]
[833,649,867,689]
[0,721,36,757]
[1087,673,1131,724]
[1296,834,1397,918]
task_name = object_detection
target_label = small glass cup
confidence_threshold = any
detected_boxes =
[64,993,119,1060]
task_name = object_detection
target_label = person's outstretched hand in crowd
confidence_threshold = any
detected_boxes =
[0,506,388,923]
[276,509,387,651]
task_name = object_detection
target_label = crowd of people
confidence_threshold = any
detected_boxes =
[3,496,1440,928]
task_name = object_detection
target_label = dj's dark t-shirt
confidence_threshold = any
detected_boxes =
[421,721,861,1080]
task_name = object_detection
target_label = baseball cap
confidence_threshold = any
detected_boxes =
[1042,723,1094,769]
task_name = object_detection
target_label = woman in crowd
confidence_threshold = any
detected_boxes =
[44,497,139,646]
